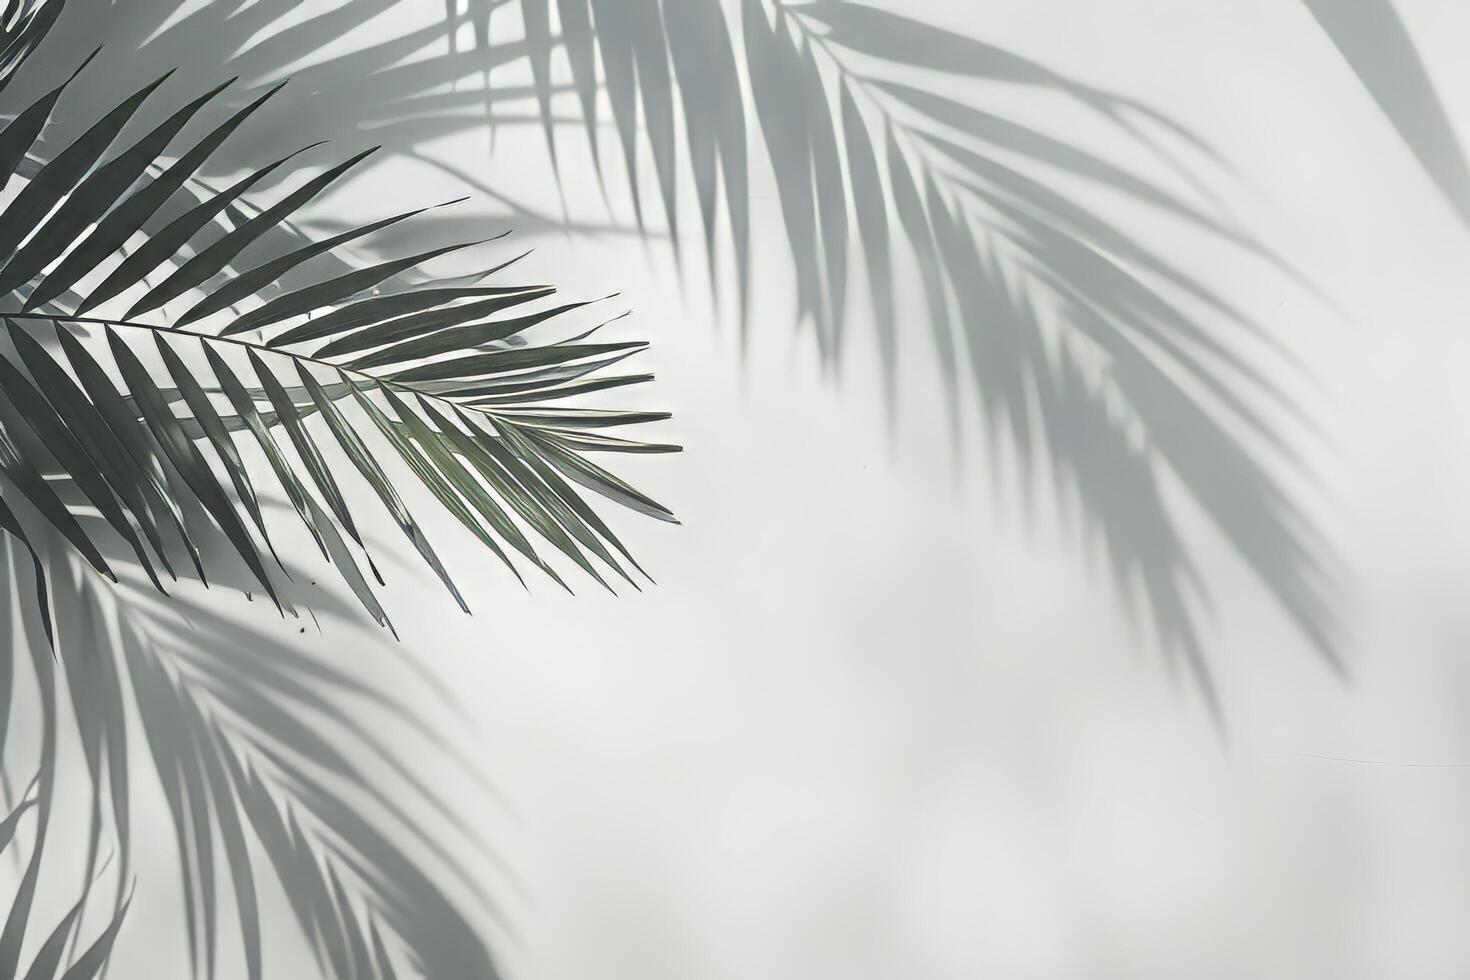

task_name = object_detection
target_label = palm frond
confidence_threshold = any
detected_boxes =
[454,0,1336,705]
[0,9,672,978]
[0,0,1339,712]
[760,2,1339,708]
[451,0,1333,706]
[0,44,677,635]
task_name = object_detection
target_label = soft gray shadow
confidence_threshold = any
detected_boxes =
[741,1,1341,718]
[3,0,1347,716]
[0,505,511,980]
[0,7,673,977]
[0,0,627,242]
[1303,0,1470,230]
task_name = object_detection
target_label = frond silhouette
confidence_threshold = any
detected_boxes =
[0,54,676,627]
[2,533,508,979]
[745,3,1340,714]
[468,0,1337,711]
[510,0,1342,711]
[9,0,1341,709]
[0,0,1379,971]
[0,4,676,977]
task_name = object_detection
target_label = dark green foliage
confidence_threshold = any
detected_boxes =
[0,4,677,977]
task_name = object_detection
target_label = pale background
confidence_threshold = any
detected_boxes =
[10,1,1470,977]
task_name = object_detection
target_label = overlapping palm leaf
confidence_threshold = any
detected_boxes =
[1,526,508,979]
[0,5,674,977]
[0,1,1341,710]
[496,0,1337,706]
[0,38,677,637]
[749,3,1338,708]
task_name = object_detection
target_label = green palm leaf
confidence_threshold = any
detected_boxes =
[0,4,1338,713]
[0,34,677,630]
[0,7,676,978]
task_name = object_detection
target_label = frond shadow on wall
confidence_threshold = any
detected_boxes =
[0,531,132,980]
[0,6,681,976]
[1302,0,1470,230]
[0,522,512,980]
[498,0,1347,715]
[2,0,1347,716]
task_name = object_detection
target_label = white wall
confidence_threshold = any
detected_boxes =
[11,1,1470,977]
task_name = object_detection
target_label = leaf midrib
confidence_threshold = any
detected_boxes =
[0,309,512,423]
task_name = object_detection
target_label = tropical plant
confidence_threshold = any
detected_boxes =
[0,2,676,976]
[0,0,1387,970]
[8,0,1343,713]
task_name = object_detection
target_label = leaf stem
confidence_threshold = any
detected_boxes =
[0,309,513,421]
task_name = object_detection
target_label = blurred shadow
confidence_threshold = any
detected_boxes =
[5,0,1348,714]
[0,11,685,970]
[1303,0,1470,230]
[0,0,630,241]
[741,1,1342,715]
[0,498,512,979]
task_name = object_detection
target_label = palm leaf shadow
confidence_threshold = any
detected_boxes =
[0,5,680,977]
[6,0,1347,713]
[0,523,133,980]
[1,518,514,980]
[0,0,630,239]
[498,0,1343,712]
[515,0,1346,713]
[1303,0,1470,229]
